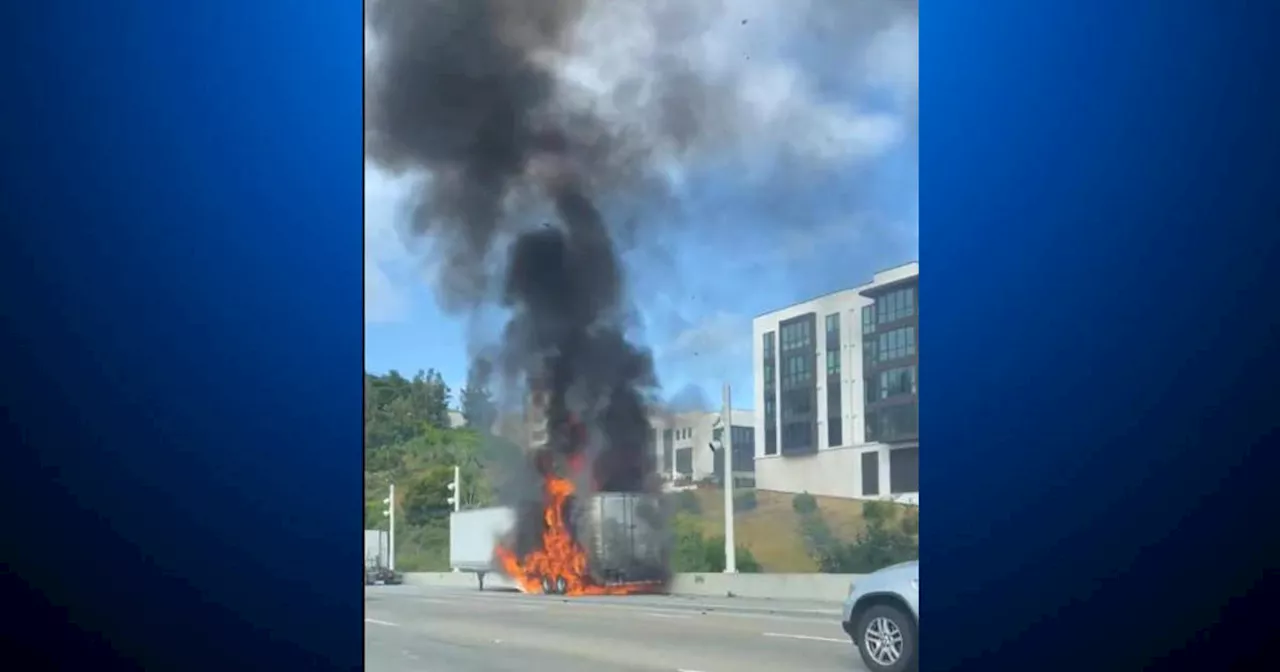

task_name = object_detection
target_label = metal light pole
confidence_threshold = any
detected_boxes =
[383,483,396,571]
[722,382,737,574]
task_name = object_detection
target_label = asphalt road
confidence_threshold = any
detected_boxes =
[365,584,864,672]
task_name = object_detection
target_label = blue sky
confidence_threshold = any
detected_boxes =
[364,1,918,411]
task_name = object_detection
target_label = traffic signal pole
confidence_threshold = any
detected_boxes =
[448,466,460,572]
[384,483,396,571]
[449,465,460,512]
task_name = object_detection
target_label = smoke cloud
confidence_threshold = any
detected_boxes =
[364,0,917,559]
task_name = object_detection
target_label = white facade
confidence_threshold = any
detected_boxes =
[752,262,919,502]
[649,409,755,484]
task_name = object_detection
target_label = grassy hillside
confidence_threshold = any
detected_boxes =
[680,489,912,572]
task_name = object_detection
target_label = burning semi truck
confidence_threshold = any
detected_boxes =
[450,410,669,596]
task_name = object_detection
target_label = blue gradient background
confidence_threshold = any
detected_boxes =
[2,1,1275,671]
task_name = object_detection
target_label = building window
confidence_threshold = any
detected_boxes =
[867,403,919,443]
[662,429,674,473]
[877,365,917,400]
[825,312,842,447]
[717,425,756,475]
[675,447,693,476]
[763,330,778,455]
[861,305,876,335]
[861,451,880,496]
[876,327,916,362]
[875,287,915,325]
[779,314,818,455]
[889,446,919,494]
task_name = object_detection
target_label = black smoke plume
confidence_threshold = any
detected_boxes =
[365,0,669,567]
[366,0,919,575]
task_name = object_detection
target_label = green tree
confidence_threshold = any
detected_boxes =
[364,367,504,566]
[401,465,456,528]
[409,369,451,429]
[460,360,498,432]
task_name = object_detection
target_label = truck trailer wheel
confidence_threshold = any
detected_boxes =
[540,576,553,594]
[555,576,567,594]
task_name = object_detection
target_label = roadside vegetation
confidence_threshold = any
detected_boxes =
[672,487,919,572]
[364,368,507,571]
[365,368,917,574]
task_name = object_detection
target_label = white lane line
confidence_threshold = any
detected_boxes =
[677,669,708,672]
[365,618,400,627]
[762,632,846,643]
[645,612,692,619]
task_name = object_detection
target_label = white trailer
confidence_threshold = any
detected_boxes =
[449,506,515,590]
[365,529,390,568]
[448,495,668,594]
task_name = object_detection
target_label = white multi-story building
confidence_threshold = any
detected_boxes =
[649,410,756,487]
[752,262,919,502]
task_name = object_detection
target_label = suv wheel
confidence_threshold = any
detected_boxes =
[856,604,917,672]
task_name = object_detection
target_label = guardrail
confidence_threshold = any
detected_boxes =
[401,571,862,603]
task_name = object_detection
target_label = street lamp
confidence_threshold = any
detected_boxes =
[707,384,737,573]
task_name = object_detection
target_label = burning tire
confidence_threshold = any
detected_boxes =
[554,576,567,594]
[540,576,553,594]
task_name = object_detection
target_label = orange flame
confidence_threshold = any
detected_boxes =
[494,473,658,596]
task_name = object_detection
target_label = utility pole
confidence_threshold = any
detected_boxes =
[382,483,396,571]
[722,382,737,574]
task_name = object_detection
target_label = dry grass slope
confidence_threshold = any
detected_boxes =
[687,489,894,572]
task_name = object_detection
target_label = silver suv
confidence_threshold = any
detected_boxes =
[841,560,919,672]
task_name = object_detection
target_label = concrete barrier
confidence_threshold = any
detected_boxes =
[402,571,859,603]
[669,572,860,602]
[402,571,518,591]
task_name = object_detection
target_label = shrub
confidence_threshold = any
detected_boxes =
[733,544,763,573]
[900,507,919,535]
[792,491,818,514]
[675,490,702,515]
[734,489,758,512]
[862,499,896,524]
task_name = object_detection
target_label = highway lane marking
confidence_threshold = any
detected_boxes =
[762,632,847,643]
[644,612,692,619]
[365,618,401,627]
